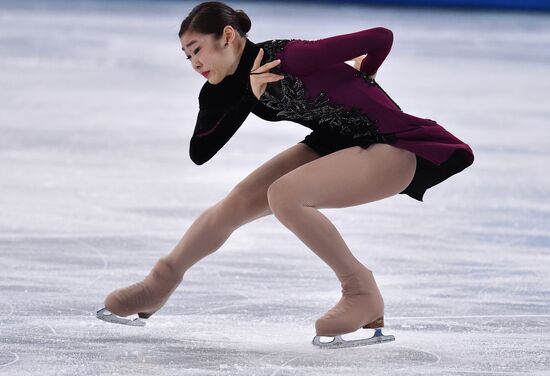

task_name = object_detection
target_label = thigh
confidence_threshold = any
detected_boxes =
[221,142,323,223]
[268,143,417,209]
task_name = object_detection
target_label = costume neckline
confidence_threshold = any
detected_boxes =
[205,38,259,88]
[234,38,259,77]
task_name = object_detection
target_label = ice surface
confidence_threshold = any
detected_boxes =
[1,0,549,375]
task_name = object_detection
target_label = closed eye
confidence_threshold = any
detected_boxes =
[186,47,200,60]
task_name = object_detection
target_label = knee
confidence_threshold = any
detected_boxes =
[216,186,251,225]
[217,183,270,227]
[266,179,297,218]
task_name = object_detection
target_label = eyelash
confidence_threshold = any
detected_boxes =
[186,48,200,60]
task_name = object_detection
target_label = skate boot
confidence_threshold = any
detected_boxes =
[312,265,395,348]
[96,256,184,326]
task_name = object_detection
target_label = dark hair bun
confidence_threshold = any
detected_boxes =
[235,9,251,34]
[178,2,252,39]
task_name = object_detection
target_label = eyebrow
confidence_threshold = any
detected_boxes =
[182,40,198,50]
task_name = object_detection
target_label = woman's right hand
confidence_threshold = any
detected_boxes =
[352,54,366,71]
[249,48,284,100]
[352,54,377,80]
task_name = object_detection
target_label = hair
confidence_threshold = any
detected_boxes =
[178,1,251,40]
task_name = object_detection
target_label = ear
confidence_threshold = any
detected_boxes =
[223,25,236,45]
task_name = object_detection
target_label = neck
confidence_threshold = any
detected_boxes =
[227,38,247,76]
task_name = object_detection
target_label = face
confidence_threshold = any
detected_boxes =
[180,27,241,85]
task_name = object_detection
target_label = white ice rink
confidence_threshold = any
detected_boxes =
[1,0,549,374]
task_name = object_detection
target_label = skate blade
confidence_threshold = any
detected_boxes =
[96,307,147,327]
[312,328,395,349]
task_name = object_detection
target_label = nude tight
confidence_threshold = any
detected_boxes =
[165,142,417,281]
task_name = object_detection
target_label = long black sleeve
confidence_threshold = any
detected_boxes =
[189,82,260,165]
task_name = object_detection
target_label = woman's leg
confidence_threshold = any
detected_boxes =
[267,143,416,276]
[266,143,417,335]
[104,143,322,317]
[164,142,322,272]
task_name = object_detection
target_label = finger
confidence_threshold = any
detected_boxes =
[259,76,284,84]
[251,73,284,81]
[252,59,281,74]
[262,59,281,69]
[251,48,264,71]
[250,72,281,78]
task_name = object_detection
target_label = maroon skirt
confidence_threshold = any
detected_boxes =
[298,127,473,202]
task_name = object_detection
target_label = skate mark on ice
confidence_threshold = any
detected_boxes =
[0,302,15,318]
[46,323,58,336]
[44,307,90,338]
[257,350,288,364]
[71,238,108,291]
[41,238,109,336]
[475,270,506,307]
[389,314,550,320]
[384,344,441,375]
[474,265,546,310]
[251,311,340,371]
[66,306,94,316]
[200,288,284,314]
[434,370,530,375]
[0,351,19,369]
[253,350,304,376]
[255,350,306,374]
[269,354,310,376]
[389,313,550,333]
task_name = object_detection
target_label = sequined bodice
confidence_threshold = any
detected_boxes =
[256,39,399,144]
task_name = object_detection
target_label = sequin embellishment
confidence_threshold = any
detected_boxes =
[256,39,396,144]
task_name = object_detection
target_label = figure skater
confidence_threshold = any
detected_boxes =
[97,1,474,348]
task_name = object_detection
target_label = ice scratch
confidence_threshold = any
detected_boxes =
[0,351,19,369]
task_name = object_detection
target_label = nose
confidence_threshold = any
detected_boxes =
[190,56,201,71]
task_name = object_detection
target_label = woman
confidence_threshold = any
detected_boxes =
[97,1,474,347]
